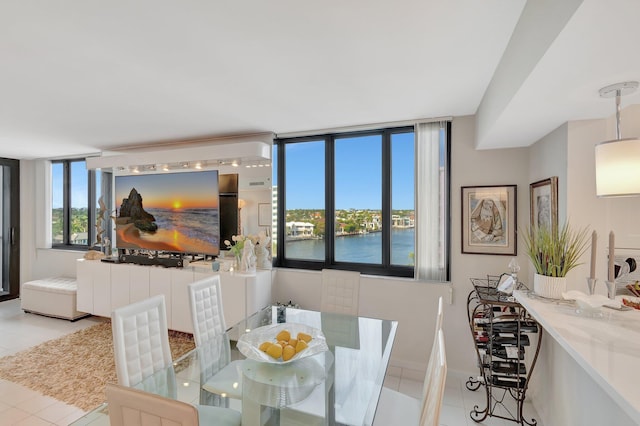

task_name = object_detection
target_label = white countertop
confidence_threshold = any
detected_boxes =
[514,290,640,421]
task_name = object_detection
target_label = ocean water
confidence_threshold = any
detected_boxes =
[286,228,415,265]
[146,208,220,246]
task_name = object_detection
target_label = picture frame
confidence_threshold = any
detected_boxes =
[461,185,517,255]
[258,203,272,227]
[529,176,558,234]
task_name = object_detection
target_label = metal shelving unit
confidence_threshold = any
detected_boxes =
[466,277,542,425]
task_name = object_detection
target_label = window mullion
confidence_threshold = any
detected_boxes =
[325,136,335,267]
[276,140,286,262]
[88,169,96,248]
[63,161,71,245]
[382,131,392,266]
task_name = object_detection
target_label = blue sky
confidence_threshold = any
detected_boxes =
[52,161,89,209]
[273,132,415,210]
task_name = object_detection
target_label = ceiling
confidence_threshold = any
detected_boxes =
[1,0,638,160]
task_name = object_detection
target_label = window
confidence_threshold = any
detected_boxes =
[52,159,112,249]
[274,123,450,279]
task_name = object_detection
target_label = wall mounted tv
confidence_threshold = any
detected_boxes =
[114,170,220,257]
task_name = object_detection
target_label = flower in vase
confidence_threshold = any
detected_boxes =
[225,234,259,258]
[224,235,245,258]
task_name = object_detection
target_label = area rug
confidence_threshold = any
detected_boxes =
[0,321,195,411]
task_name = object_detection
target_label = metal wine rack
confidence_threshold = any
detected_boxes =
[466,276,542,425]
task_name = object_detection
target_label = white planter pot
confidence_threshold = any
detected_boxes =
[533,273,567,299]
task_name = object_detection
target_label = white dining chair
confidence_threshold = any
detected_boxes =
[111,294,174,391]
[374,297,447,426]
[320,269,361,315]
[188,275,227,344]
[106,383,242,426]
[188,276,244,400]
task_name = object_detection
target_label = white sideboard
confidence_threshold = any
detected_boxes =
[76,259,272,333]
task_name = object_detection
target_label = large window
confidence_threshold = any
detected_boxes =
[52,159,112,249]
[274,123,449,279]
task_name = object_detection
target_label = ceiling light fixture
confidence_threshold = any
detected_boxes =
[595,81,640,197]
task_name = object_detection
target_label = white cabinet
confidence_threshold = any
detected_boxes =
[149,268,173,326]
[76,259,272,333]
[171,269,197,333]
[76,259,111,317]
[129,264,151,303]
[110,263,131,311]
[76,259,95,313]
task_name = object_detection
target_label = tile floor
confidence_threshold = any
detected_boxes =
[0,298,543,425]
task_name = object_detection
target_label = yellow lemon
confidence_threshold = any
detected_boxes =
[295,340,308,354]
[266,343,283,359]
[283,345,296,361]
[276,330,291,342]
[259,341,272,352]
[297,332,312,343]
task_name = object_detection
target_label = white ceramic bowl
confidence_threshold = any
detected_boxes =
[237,323,328,364]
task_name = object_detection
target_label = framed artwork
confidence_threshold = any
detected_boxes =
[258,203,272,227]
[529,177,558,234]
[461,185,517,255]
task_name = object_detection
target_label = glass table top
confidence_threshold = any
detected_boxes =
[72,306,398,426]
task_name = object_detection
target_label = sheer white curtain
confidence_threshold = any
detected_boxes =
[415,122,448,281]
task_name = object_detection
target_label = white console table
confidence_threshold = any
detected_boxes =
[76,259,272,333]
[514,290,640,426]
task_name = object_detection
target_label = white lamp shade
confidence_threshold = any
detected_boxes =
[595,138,640,197]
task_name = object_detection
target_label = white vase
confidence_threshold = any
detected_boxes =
[533,273,567,299]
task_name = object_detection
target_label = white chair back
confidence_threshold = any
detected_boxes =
[320,269,360,315]
[188,276,227,346]
[373,297,446,426]
[419,328,447,426]
[421,296,443,403]
[111,295,173,387]
[106,383,198,426]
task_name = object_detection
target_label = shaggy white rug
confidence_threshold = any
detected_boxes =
[0,321,194,411]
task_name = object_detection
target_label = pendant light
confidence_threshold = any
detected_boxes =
[595,81,640,197]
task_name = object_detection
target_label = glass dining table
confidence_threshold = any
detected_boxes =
[72,306,398,426]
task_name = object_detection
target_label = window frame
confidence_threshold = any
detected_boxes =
[51,159,97,250]
[274,125,434,278]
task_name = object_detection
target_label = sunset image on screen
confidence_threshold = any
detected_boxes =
[114,170,220,256]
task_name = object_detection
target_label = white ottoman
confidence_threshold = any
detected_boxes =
[21,277,89,321]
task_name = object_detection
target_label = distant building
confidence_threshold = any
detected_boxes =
[286,221,314,237]
[392,214,414,228]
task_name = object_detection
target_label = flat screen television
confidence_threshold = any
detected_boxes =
[114,170,220,256]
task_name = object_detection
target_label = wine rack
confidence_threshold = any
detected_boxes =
[466,277,542,425]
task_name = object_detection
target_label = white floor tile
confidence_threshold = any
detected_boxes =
[382,375,400,391]
[397,377,422,399]
[55,408,88,426]
[0,407,32,426]
[13,415,54,426]
[34,402,79,424]
[16,394,58,414]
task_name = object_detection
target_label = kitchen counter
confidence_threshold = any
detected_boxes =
[514,290,640,425]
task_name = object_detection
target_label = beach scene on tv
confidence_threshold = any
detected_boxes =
[114,171,220,256]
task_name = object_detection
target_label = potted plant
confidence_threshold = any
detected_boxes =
[522,221,590,298]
